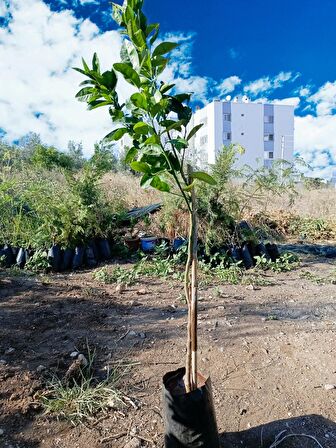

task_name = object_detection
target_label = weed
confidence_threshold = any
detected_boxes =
[25,249,50,272]
[93,266,138,285]
[40,347,127,425]
[300,269,336,285]
[255,252,299,273]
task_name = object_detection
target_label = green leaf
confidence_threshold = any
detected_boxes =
[174,93,191,103]
[150,175,170,192]
[125,147,138,164]
[152,41,178,57]
[88,100,113,110]
[133,121,151,134]
[163,119,184,132]
[82,58,90,73]
[130,161,151,173]
[101,70,117,90]
[143,135,160,145]
[140,173,153,188]
[130,92,148,110]
[168,138,188,150]
[191,171,217,185]
[113,63,141,88]
[92,53,100,73]
[187,123,204,141]
[75,87,94,102]
[133,29,146,48]
[104,128,128,141]
[149,25,160,45]
[160,83,175,94]
[112,3,124,25]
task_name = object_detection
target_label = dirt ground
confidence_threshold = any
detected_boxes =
[1,251,336,448]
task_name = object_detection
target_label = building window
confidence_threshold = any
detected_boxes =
[223,132,231,140]
[269,152,274,159]
[200,135,208,145]
[264,134,274,141]
[264,115,274,123]
[223,113,231,121]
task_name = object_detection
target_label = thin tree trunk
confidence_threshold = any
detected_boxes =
[184,165,198,392]
[190,182,198,388]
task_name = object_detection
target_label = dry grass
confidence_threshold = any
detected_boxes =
[259,187,336,219]
[101,172,162,209]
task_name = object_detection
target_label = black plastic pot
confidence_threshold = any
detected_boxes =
[230,245,242,263]
[265,243,280,262]
[256,242,271,261]
[1,245,15,267]
[241,243,254,269]
[90,240,100,261]
[162,367,219,448]
[85,245,97,268]
[61,248,74,271]
[97,239,111,260]
[72,246,85,270]
[48,245,62,272]
[16,248,29,268]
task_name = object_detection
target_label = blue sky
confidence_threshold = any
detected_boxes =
[0,0,336,178]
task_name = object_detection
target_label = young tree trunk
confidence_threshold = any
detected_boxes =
[185,165,198,392]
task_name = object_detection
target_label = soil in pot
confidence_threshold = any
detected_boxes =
[162,367,219,448]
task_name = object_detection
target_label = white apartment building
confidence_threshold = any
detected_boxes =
[189,97,294,169]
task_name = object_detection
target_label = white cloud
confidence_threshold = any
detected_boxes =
[0,0,132,156]
[217,75,242,96]
[298,86,311,97]
[79,0,99,4]
[244,71,299,96]
[273,97,301,108]
[295,114,336,179]
[308,81,336,116]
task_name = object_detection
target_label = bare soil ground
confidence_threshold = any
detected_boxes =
[1,252,336,448]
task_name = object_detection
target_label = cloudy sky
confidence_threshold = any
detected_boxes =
[0,0,336,179]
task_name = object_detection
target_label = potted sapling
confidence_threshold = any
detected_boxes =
[74,1,219,445]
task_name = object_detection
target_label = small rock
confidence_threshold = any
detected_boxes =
[116,283,126,293]
[70,351,79,358]
[124,438,141,448]
[324,384,336,390]
[36,365,46,373]
[78,354,88,367]
[240,408,247,415]
[136,288,147,295]
[0,428,4,436]
[0,359,6,365]
[127,330,138,338]
[5,347,15,355]
[139,332,146,339]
